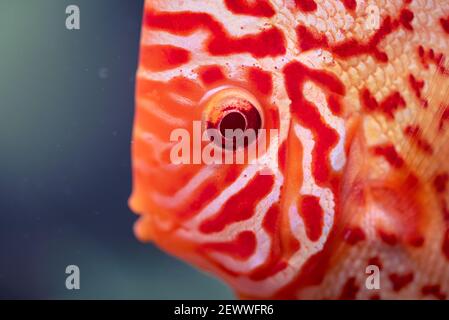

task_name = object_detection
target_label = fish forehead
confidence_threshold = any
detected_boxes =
[132,0,449,299]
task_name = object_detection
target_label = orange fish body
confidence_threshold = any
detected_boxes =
[130,0,449,299]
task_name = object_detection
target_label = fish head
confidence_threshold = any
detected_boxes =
[130,0,449,299]
[128,0,347,298]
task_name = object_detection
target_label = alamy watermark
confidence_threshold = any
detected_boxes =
[169,121,279,172]
[65,265,80,290]
[66,5,80,30]
[365,5,381,31]
[365,264,381,290]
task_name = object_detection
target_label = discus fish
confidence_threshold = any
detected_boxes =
[129,0,449,299]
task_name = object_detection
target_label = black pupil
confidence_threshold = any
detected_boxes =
[219,111,247,137]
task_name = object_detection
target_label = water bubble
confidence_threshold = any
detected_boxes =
[98,67,109,79]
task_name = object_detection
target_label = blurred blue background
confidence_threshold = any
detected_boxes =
[0,0,233,299]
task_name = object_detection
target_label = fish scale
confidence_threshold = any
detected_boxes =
[129,0,449,299]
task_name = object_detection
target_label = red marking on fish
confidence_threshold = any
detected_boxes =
[284,61,343,184]
[144,11,286,58]
[199,65,226,84]
[140,45,191,71]
[332,16,399,62]
[224,0,275,17]
[200,174,275,233]
[299,195,324,241]
[434,173,449,193]
[247,67,273,96]
[441,16,449,34]
[418,46,448,75]
[327,94,343,116]
[340,0,357,11]
[277,141,287,176]
[377,229,398,246]
[409,74,424,98]
[372,144,404,168]
[339,277,359,300]
[404,125,433,155]
[409,74,428,108]
[262,204,280,236]
[360,88,406,119]
[439,106,449,131]
[299,8,414,63]
[170,167,242,219]
[399,9,414,31]
[442,229,449,261]
[389,272,414,292]
[422,284,446,300]
[203,231,257,260]
[297,25,330,52]
[295,0,317,13]
[343,226,366,245]
[368,257,383,270]
[409,235,425,248]
[250,205,289,281]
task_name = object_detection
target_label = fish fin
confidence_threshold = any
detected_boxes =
[398,60,449,177]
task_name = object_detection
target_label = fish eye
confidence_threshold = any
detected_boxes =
[202,87,263,150]
[219,109,247,135]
